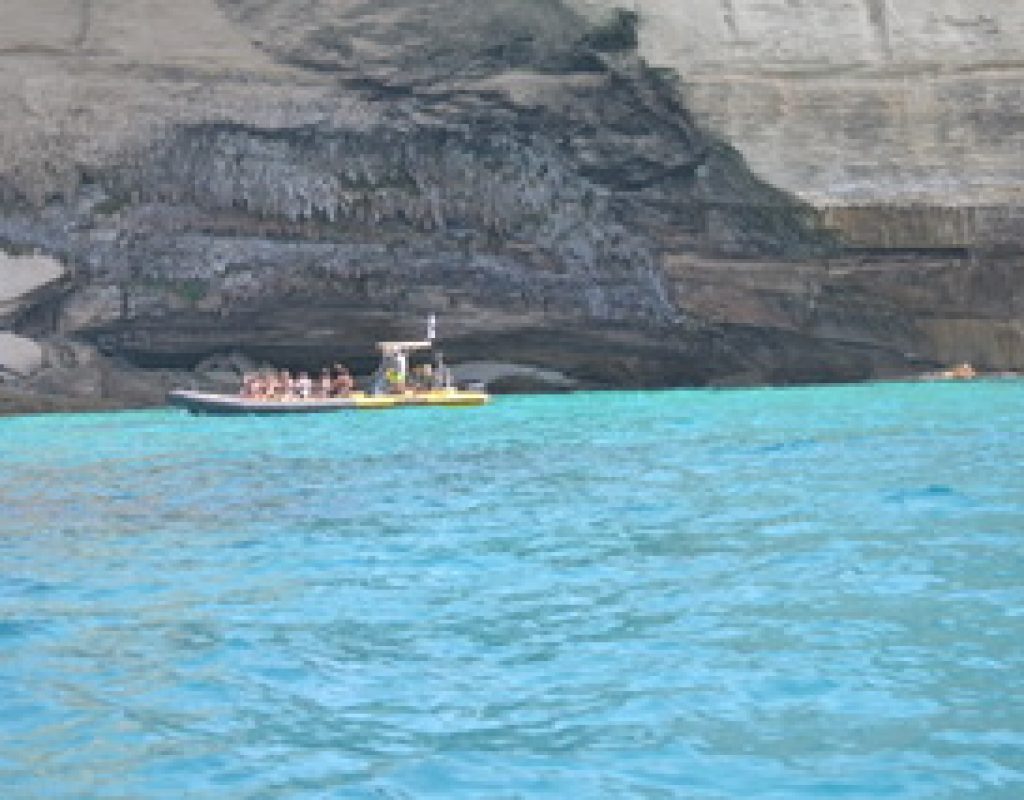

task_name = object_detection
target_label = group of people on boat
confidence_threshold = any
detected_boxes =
[239,364,354,401]
[238,358,455,401]
[378,362,447,393]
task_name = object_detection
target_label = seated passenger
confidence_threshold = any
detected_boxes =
[409,365,426,391]
[297,371,313,399]
[317,368,331,399]
[384,367,404,394]
[277,369,293,399]
[260,373,276,399]
[332,365,354,396]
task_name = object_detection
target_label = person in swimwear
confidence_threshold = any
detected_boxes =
[317,368,332,399]
[277,369,293,399]
[332,364,354,397]
[296,371,313,399]
[259,372,275,400]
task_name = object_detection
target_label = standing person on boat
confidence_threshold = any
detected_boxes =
[432,351,453,390]
[317,368,331,399]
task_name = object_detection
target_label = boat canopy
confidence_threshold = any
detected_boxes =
[376,341,433,355]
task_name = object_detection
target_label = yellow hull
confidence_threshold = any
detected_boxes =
[339,391,490,410]
[398,390,491,407]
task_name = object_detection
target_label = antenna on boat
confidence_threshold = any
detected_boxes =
[426,313,437,342]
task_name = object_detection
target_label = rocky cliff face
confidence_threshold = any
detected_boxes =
[636,1,1024,201]
[1,0,1021,409]
[632,0,1024,372]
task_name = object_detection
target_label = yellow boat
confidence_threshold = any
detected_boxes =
[168,316,490,415]
[167,387,489,415]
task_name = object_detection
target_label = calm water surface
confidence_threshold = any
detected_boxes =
[1,382,1023,798]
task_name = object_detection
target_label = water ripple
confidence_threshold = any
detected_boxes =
[1,382,1023,797]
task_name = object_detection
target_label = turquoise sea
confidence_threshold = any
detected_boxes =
[1,382,1023,798]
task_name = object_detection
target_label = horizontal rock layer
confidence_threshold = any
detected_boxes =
[635,0,1024,247]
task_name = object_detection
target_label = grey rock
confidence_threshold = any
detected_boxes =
[452,361,578,392]
[0,332,44,376]
[28,364,104,399]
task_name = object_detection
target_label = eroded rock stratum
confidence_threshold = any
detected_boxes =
[1,0,1021,409]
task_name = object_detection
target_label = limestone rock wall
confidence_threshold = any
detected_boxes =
[632,0,1024,202]
[624,0,1024,249]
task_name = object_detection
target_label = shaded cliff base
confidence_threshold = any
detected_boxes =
[0,315,986,417]
[2,336,1016,418]
[4,244,1023,416]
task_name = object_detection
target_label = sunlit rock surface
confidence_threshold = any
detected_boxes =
[0,332,44,377]
[635,1,1024,201]
[0,0,1021,410]
[0,254,66,322]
